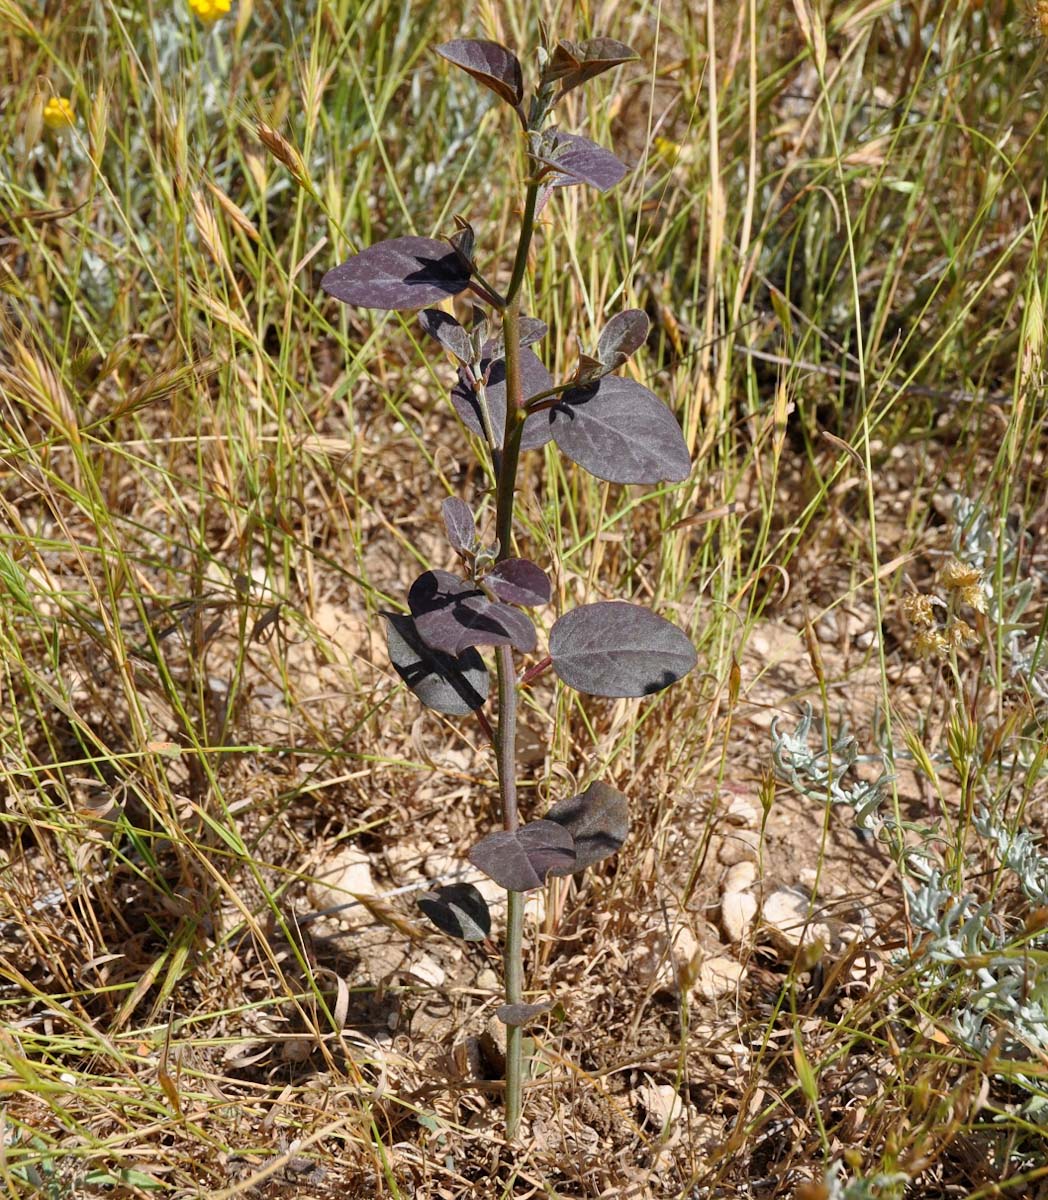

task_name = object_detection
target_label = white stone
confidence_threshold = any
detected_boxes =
[407,954,445,988]
[633,924,700,992]
[724,861,757,892]
[637,1081,683,1129]
[307,844,376,927]
[716,829,760,865]
[761,886,833,954]
[721,889,758,943]
[695,955,744,1000]
[723,795,759,827]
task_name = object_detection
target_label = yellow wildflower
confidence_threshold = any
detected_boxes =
[43,97,75,130]
[189,0,231,23]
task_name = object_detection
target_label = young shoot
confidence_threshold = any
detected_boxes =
[320,32,695,1139]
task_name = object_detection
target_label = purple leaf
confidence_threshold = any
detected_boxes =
[496,1000,554,1026]
[541,38,638,95]
[420,309,474,363]
[436,39,524,108]
[597,309,649,369]
[441,497,476,554]
[574,351,605,384]
[322,237,472,310]
[535,132,627,192]
[418,883,491,941]
[545,781,629,873]
[469,820,576,891]
[489,315,549,357]
[484,558,551,607]
[449,216,476,267]
[450,344,554,451]
[383,612,488,715]
[550,375,691,484]
[409,570,537,655]
[549,602,696,698]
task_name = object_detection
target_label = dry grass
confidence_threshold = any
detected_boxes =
[2,1,1048,1196]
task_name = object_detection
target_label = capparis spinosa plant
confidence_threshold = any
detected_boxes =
[321,34,696,1138]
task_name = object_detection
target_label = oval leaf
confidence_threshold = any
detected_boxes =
[436,39,524,108]
[549,602,696,698]
[545,781,629,873]
[484,558,551,607]
[469,820,576,892]
[441,497,477,554]
[420,309,474,363]
[451,345,554,451]
[321,237,472,311]
[384,612,488,714]
[597,309,649,369]
[418,883,491,941]
[535,132,627,192]
[489,315,548,358]
[550,375,691,484]
[409,570,537,655]
[496,1000,553,1026]
[542,38,638,95]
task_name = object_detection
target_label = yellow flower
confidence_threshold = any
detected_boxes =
[188,0,231,23]
[43,97,75,130]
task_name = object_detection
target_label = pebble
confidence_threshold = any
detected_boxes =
[633,924,700,993]
[761,885,834,955]
[815,613,839,644]
[636,1081,683,1130]
[716,829,760,865]
[696,955,744,1000]
[721,890,758,943]
[407,954,445,988]
[307,844,376,927]
[724,861,757,892]
[723,795,759,827]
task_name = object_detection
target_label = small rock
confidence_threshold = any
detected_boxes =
[636,1080,683,1130]
[716,829,760,866]
[476,968,498,992]
[815,613,839,644]
[695,955,744,1000]
[723,794,759,827]
[308,844,376,927]
[855,629,877,650]
[721,890,758,943]
[407,953,445,988]
[723,861,757,892]
[479,1016,507,1073]
[633,924,700,993]
[422,853,457,880]
[761,885,834,955]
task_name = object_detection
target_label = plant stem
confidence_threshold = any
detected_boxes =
[491,176,541,1142]
[497,641,524,1139]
